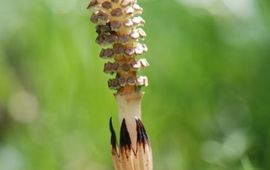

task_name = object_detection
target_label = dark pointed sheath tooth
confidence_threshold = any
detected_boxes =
[136,119,144,144]
[139,120,147,144]
[109,117,117,149]
[120,119,132,149]
[136,118,150,152]
[137,119,149,142]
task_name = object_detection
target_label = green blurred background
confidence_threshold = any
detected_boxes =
[0,0,270,169]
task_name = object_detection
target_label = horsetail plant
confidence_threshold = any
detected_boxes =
[87,0,152,169]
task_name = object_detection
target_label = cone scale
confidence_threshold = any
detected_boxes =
[87,0,152,169]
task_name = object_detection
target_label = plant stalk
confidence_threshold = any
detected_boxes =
[87,0,153,169]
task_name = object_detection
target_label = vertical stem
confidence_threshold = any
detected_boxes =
[115,92,143,149]
[87,0,153,169]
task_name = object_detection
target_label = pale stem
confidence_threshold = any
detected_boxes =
[115,92,143,149]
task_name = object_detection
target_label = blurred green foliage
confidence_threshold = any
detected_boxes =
[0,0,270,169]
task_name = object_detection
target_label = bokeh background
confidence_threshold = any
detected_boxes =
[0,0,270,169]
